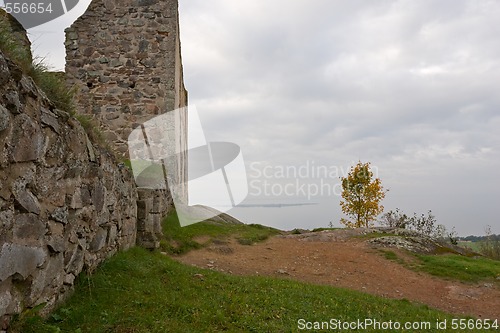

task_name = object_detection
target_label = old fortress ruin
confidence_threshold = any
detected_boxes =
[0,0,187,328]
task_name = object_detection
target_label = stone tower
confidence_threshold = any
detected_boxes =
[65,0,188,157]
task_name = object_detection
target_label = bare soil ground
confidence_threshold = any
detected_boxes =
[173,231,500,320]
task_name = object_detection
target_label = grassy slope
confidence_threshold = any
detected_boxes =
[159,211,281,254]
[458,241,482,252]
[414,254,500,283]
[13,217,500,332]
[14,248,481,333]
[378,249,500,284]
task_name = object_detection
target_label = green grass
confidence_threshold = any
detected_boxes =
[30,62,75,113]
[379,250,500,285]
[311,227,340,232]
[377,247,500,284]
[0,13,32,72]
[379,249,399,261]
[73,113,109,147]
[11,247,487,333]
[414,254,500,283]
[0,14,75,113]
[160,210,281,254]
[462,240,500,261]
[458,241,482,252]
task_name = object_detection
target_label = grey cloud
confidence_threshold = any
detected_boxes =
[179,0,500,235]
[26,0,500,235]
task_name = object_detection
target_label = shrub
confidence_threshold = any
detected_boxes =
[479,225,500,260]
[380,209,458,244]
[380,208,410,228]
[29,61,75,113]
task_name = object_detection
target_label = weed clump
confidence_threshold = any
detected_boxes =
[0,13,75,114]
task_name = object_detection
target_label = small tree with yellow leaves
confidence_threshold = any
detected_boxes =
[340,161,386,228]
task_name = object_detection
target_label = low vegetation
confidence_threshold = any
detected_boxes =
[0,14,75,113]
[0,13,31,71]
[414,254,500,283]
[380,249,500,284]
[380,208,458,244]
[457,226,500,261]
[11,247,481,333]
[478,226,500,261]
[30,62,76,113]
[160,210,281,254]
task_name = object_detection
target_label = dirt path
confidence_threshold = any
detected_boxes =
[173,233,500,320]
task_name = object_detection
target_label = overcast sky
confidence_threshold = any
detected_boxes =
[29,0,499,235]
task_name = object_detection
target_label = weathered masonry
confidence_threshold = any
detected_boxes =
[64,0,189,247]
[65,0,188,157]
[0,0,188,329]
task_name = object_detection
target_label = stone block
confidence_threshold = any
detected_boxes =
[151,194,161,213]
[0,105,9,133]
[13,187,40,215]
[63,273,75,286]
[136,231,159,249]
[0,209,13,230]
[137,188,152,200]
[27,254,64,306]
[152,213,163,236]
[64,245,84,275]
[11,114,45,162]
[13,214,46,243]
[50,207,68,224]
[97,209,110,226]
[0,289,12,317]
[136,198,152,220]
[47,221,65,254]
[0,244,46,281]
[40,108,60,134]
[89,228,108,252]
[85,136,96,162]
[107,225,118,246]
[3,90,20,114]
[80,186,92,206]
[69,190,83,209]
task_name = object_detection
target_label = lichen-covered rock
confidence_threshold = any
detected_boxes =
[367,228,476,256]
[0,105,9,132]
[368,236,442,254]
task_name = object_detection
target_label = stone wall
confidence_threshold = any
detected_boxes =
[0,0,188,327]
[0,48,139,328]
[0,49,173,330]
[65,0,189,235]
[136,188,170,249]
[65,0,188,157]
